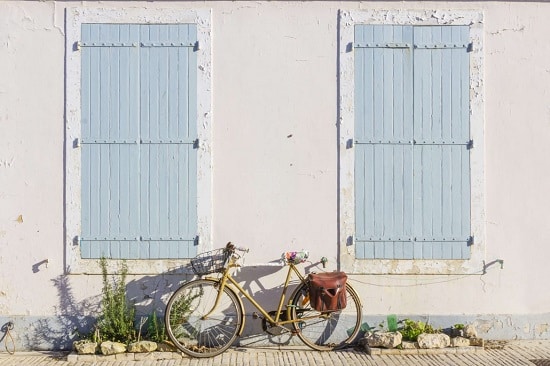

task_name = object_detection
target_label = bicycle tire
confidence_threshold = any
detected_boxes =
[164,279,243,358]
[290,280,362,351]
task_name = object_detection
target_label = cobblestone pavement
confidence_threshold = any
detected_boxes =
[1,340,549,366]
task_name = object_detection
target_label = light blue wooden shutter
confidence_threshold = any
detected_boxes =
[354,25,414,259]
[354,25,471,260]
[80,23,198,259]
[413,26,471,259]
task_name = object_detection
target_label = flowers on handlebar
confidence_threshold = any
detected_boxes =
[282,250,309,265]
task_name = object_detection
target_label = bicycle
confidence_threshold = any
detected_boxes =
[164,243,363,358]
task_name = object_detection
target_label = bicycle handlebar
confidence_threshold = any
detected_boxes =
[225,242,249,253]
[225,242,312,266]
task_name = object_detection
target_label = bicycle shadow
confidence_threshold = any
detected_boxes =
[36,260,334,349]
[230,264,298,346]
[220,261,331,347]
[125,265,193,337]
[125,261,314,347]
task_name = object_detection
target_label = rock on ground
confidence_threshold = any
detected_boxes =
[363,332,403,349]
[73,340,98,355]
[464,324,478,338]
[451,336,471,347]
[100,341,127,355]
[417,333,451,349]
[128,341,158,353]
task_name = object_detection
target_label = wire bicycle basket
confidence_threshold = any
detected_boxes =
[191,248,231,275]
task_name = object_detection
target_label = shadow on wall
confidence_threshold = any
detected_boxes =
[26,260,313,350]
[126,261,307,347]
[25,275,97,350]
[125,267,187,336]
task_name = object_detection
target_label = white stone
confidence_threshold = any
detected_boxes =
[417,333,451,349]
[100,341,127,355]
[451,336,471,347]
[464,324,478,338]
[73,340,98,355]
[364,332,403,349]
[400,341,418,349]
[128,341,158,353]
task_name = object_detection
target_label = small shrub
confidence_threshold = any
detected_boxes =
[398,319,439,342]
[96,258,136,343]
[146,310,166,343]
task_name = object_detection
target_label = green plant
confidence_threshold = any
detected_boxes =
[453,323,465,330]
[146,310,166,343]
[96,257,136,343]
[398,319,439,342]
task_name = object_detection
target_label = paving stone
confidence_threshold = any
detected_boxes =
[3,341,550,366]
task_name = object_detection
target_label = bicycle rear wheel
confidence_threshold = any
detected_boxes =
[164,279,243,358]
[290,281,362,351]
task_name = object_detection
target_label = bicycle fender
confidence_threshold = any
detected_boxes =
[202,278,246,336]
[235,292,246,336]
[223,283,246,336]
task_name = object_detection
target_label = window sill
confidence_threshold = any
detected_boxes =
[340,247,485,275]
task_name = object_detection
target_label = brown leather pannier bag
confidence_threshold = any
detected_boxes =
[308,272,347,312]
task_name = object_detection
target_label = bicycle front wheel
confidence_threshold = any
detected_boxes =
[290,281,362,351]
[164,279,243,358]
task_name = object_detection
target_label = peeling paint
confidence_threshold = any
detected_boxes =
[490,26,526,35]
[0,157,15,168]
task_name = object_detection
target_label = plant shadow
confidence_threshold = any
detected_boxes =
[26,275,97,350]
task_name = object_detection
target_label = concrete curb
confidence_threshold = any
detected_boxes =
[372,345,485,355]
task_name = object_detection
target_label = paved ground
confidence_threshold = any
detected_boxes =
[1,340,550,365]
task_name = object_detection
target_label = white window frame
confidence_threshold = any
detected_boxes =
[65,8,212,274]
[338,9,485,274]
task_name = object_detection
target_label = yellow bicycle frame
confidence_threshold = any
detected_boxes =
[203,261,320,336]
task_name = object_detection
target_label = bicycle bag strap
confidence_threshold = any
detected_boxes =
[308,272,347,312]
